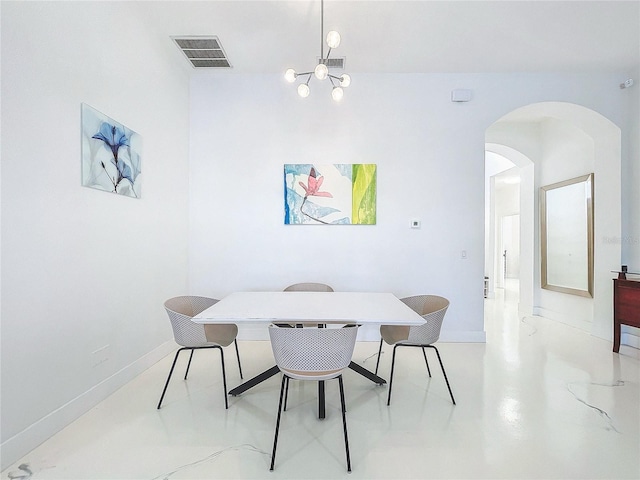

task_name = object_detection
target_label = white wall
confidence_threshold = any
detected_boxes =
[620,65,640,347]
[189,74,487,341]
[189,72,632,342]
[1,2,191,468]
[537,118,596,330]
[622,65,640,270]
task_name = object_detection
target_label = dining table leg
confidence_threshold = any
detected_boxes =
[228,365,281,396]
[348,361,386,385]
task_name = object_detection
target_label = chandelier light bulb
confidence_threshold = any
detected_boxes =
[284,68,297,83]
[340,74,351,87]
[331,86,344,102]
[297,83,310,98]
[314,63,329,80]
[326,30,341,49]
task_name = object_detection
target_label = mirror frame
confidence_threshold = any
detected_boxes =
[540,173,594,298]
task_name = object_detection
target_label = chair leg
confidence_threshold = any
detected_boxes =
[184,349,195,380]
[217,346,229,409]
[387,344,399,406]
[428,346,456,405]
[234,339,243,379]
[421,347,432,377]
[374,338,383,375]
[284,376,290,411]
[338,375,352,472]
[270,375,288,471]
[157,348,187,409]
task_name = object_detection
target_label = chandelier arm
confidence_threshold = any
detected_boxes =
[324,47,333,63]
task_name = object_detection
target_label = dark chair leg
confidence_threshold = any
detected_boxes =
[375,338,383,375]
[428,346,456,405]
[421,347,432,377]
[338,375,352,472]
[184,349,195,380]
[284,376,290,411]
[217,346,229,409]
[387,344,399,406]
[234,339,243,379]
[270,375,288,471]
[157,348,187,409]
[318,381,326,419]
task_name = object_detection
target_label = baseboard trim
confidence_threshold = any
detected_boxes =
[533,306,591,332]
[0,341,175,471]
[621,330,640,349]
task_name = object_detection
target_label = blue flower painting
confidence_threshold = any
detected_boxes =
[81,104,141,198]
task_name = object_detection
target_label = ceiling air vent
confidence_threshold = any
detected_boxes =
[318,57,346,70]
[172,36,232,69]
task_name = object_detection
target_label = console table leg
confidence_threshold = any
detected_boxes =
[613,320,621,353]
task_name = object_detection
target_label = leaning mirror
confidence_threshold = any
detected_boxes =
[540,173,594,297]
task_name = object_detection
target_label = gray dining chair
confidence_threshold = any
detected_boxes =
[374,295,455,406]
[283,282,334,292]
[281,283,334,328]
[157,295,243,410]
[268,324,359,472]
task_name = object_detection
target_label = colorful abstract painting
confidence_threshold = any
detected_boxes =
[81,103,142,198]
[284,164,377,225]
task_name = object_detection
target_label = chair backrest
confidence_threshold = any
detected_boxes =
[164,296,218,347]
[283,282,334,292]
[401,295,450,345]
[269,325,359,380]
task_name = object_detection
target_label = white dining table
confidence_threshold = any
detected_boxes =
[193,291,424,417]
[193,291,425,326]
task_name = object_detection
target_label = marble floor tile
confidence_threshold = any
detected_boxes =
[3,281,639,479]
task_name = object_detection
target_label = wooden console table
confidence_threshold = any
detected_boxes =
[613,277,640,352]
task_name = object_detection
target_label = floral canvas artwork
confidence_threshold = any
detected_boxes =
[284,164,377,225]
[81,103,141,198]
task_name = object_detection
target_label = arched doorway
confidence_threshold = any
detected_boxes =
[484,102,621,340]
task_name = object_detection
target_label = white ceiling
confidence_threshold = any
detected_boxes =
[139,0,640,75]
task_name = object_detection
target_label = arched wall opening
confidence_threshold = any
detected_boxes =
[485,102,622,341]
[484,144,534,318]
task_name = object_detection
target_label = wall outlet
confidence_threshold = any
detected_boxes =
[461,250,467,259]
[411,219,421,229]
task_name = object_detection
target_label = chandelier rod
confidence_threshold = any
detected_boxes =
[320,0,324,60]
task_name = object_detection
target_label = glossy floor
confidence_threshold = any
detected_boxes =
[4,283,639,479]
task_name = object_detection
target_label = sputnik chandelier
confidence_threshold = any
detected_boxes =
[284,0,351,102]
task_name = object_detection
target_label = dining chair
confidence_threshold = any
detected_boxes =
[374,295,455,406]
[157,295,243,410]
[283,282,334,292]
[268,324,359,472]
[281,283,334,328]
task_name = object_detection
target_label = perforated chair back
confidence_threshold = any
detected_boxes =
[402,295,449,345]
[159,295,242,410]
[284,283,334,292]
[164,296,218,347]
[269,325,359,381]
